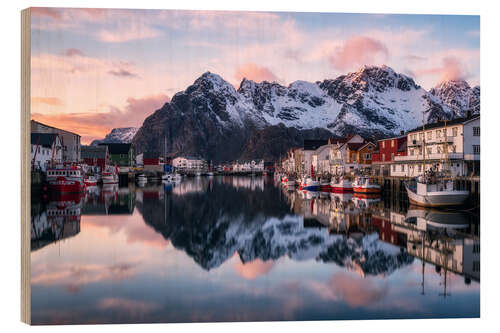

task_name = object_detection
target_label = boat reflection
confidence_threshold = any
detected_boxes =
[31,193,82,251]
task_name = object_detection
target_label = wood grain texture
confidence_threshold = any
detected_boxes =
[21,7,31,325]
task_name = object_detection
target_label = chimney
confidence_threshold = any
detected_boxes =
[466,110,471,119]
[400,130,404,136]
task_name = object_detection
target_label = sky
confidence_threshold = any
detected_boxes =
[30,8,480,144]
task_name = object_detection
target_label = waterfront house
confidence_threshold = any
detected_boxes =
[98,143,135,167]
[173,156,207,171]
[81,145,109,171]
[31,120,81,162]
[143,151,162,172]
[372,133,407,176]
[345,142,376,172]
[303,139,329,175]
[327,134,366,174]
[31,133,63,171]
[392,114,480,177]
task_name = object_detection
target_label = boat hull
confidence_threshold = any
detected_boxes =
[48,181,83,193]
[353,187,381,194]
[405,183,469,207]
[331,186,353,193]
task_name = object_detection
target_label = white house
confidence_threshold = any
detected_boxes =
[392,115,480,177]
[31,133,63,171]
[173,157,207,171]
[327,134,365,174]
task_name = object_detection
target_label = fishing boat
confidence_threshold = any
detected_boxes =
[319,178,331,192]
[46,164,84,193]
[84,175,97,187]
[303,178,320,191]
[330,176,353,193]
[303,166,320,191]
[404,114,469,207]
[405,175,469,207]
[352,176,381,193]
[284,178,296,187]
[102,165,119,184]
[137,173,147,183]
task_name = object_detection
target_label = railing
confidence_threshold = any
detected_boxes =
[394,152,464,161]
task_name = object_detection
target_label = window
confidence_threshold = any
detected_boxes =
[364,153,371,160]
[473,127,480,136]
[391,140,395,148]
[419,133,423,140]
[436,129,441,138]
[382,141,385,148]
[452,127,458,137]
[401,164,405,172]
[410,149,414,156]
[418,164,422,172]
[391,153,395,161]
[427,148,432,155]
[382,154,385,161]
[473,145,480,154]
[392,164,396,172]
[473,243,480,253]
[427,131,432,140]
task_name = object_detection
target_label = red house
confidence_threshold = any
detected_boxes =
[143,151,161,166]
[81,145,109,170]
[372,134,407,176]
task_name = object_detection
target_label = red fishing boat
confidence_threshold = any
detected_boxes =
[46,164,84,193]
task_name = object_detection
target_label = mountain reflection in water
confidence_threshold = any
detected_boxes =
[30,176,480,324]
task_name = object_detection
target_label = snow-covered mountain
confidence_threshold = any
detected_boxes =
[91,127,138,146]
[430,80,480,117]
[133,65,479,161]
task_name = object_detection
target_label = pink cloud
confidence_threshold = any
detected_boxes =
[31,7,62,21]
[416,56,469,83]
[31,93,168,144]
[64,48,85,57]
[98,297,158,315]
[234,258,275,280]
[31,96,64,106]
[31,262,139,293]
[329,36,389,70]
[234,63,278,83]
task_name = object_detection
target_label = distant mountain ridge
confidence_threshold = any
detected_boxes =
[132,65,479,161]
[91,127,138,146]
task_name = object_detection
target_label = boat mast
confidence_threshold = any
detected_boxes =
[422,110,426,177]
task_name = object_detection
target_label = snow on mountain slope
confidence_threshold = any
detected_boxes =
[430,80,480,117]
[91,127,138,146]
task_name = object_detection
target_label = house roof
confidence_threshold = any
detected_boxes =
[31,120,81,138]
[347,142,375,151]
[81,145,108,159]
[303,139,328,150]
[98,143,132,154]
[407,114,480,133]
[31,133,59,148]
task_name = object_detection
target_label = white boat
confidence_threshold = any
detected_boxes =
[102,166,119,184]
[352,177,381,194]
[405,178,469,207]
[303,178,320,191]
[285,179,296,187]
[404,111,469,207]
[330,177,353,193]
[405,207,470,230]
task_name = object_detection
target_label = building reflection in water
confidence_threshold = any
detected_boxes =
[31,193,82,251]
[30,176,480,324]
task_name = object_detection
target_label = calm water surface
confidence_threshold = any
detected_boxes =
[30,176,480,324]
